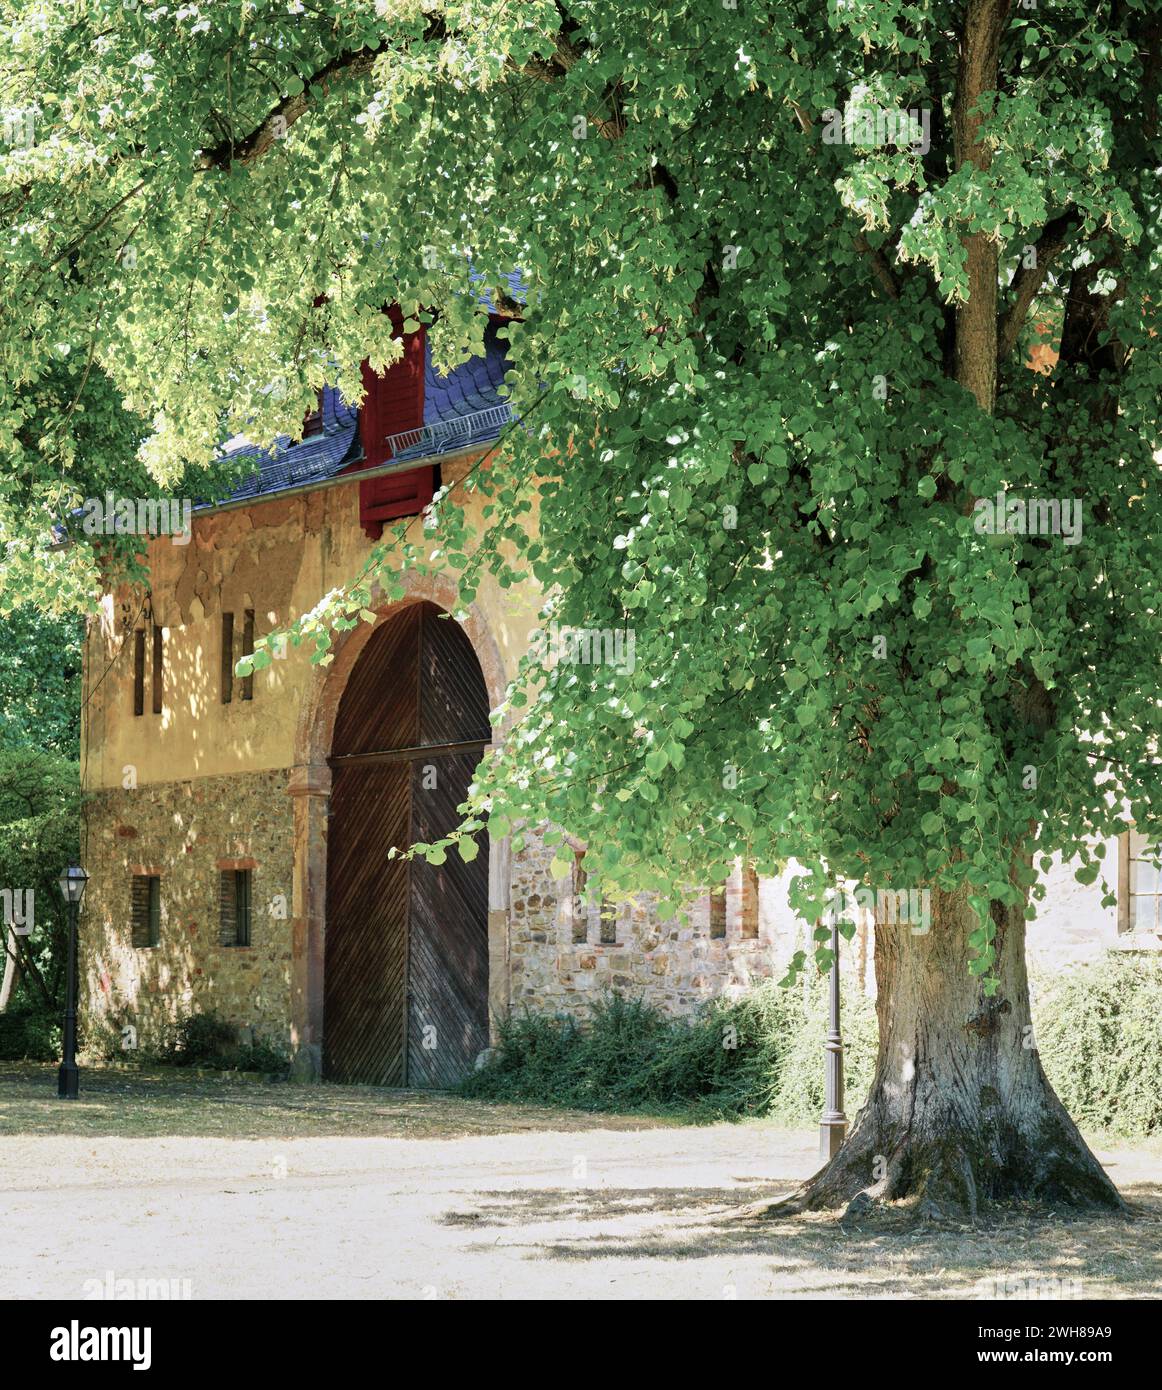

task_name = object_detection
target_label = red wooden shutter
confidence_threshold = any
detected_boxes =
[355,306,433,539]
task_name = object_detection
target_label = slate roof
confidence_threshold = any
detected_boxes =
[215,315,513,506]
[472,268,527,311]
[221,385,362,503]
[388,318,511,463]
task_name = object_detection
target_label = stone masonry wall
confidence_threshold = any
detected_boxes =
[507,832,794,1020]
[504,834,1127,1020]
[79,772,1135,1055]
[81,770,294,1058]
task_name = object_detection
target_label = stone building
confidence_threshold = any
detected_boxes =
[79,300,1162,1083]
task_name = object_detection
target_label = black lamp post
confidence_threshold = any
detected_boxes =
[57,863,89,1100]
[819,913,847,1160]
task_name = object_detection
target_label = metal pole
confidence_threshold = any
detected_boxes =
[58,898,79,1099]
[819,915,847,1160]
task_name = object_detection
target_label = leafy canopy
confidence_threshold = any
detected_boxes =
[2,1,1160,977]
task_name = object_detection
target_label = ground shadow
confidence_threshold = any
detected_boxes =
[442,1183,1162,1298]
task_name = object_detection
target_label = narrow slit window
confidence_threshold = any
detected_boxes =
[709,889,727,939]
[132,630,146,717]
[220,869,253,947]
[571,854,588,944]
[221,612,234,704]
[241,610,254,701]
[740,867,760,939]
[599,899,617,946]
[131,875,160,948]
[151,624,163,714]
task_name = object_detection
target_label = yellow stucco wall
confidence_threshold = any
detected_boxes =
[81,451,543,790]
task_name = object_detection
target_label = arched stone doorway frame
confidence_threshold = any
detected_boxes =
[286,571,510,1079]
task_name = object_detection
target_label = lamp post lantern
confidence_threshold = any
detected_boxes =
[57,863,89,1100]
[819,913,847,1160]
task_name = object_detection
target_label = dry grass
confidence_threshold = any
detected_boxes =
[0,1061,679,1140]
[1,1063,1159,1299]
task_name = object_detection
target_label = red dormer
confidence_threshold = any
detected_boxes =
[351,306,437,539]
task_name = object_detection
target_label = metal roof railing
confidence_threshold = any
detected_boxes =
[384,401,513,459]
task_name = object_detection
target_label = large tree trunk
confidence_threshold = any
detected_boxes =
[767,885,1124,1222]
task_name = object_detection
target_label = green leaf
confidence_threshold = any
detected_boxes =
[644,747,669,776]
[549,851,573,879]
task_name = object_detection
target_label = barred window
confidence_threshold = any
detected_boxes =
[219,869,252,947]
[131,875,160,948]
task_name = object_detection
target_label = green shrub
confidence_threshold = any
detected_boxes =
[462,975,878,1123]
[465,954,1162,1136]
[230,1036,293,1074]
[1034,954,1162,1137]
[766,976,878,1124]
[160,1012,237,1066]
[0,1003,60,1061]
[0,747,81,1024]
[154,1011,289,1074]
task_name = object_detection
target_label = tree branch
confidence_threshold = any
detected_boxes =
[788,100,900,300]
[198,44,385,170]
[997,208,1081,362]
[196,21,608,171]
[853,232,901,301]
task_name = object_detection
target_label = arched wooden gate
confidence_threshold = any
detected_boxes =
[323,601,491,1086]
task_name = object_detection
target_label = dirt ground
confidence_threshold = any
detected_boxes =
[2,1063,1160,1300]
